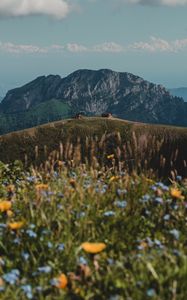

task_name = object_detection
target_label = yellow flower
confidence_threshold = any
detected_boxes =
[109,176,119,183]
[146,178,154,184]
[170,188,184,200]
[0,201,12,212]
[81,242,106,254]
[7,185,15,193]
[8,221,24,230]
[56,274,68,289]
[35,184,48,191]
[107,154,115,160]
[7,210,14,217]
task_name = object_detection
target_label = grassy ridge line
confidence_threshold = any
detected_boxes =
[0,117,187,177]
[0,117,132,164]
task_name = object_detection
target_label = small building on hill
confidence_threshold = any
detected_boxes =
[73,112,86,119]
[74,113,83,119]
[101,113,113,118]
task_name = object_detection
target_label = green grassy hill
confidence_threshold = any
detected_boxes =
[1,117,187,178]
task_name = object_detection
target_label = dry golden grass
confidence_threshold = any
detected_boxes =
[0,117,187,178]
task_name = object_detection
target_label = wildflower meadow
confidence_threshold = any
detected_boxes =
[0,159,187,299]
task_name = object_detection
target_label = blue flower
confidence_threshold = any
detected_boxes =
[26,230,37,238]
[76,212,86,218]
[103,211,115,217]
[53,171,59,178]
[47,242,53,249]
[137,245,144,250]
[116,188,127,196]
[21,285,33,299]
[50,278,58,286]
[107,258,114,265]
[79,256,88,265]
[146,237,154,247]
[140,194,150,203]
[0,223,6,229]
[155,182,169,191]
[170,229,180,240]
[163,214,170,221]
[150,185,157,191]
[114,200,127,208]
[38,266,52,273]
[21,252,30,261]
[11,269,20,276]
[154,239,163,248]
[36,286,43,293]
[154,197,163,204]
[147,288,156,297]
[172,204,179,210]
[57,204,63,210]
[70,171,77,178]
[95,184,108,194]
[26,176,36,183]
[13,238,21,245]
[145,210,151,216]
[57,243,65,251]
[109,295,120,300]
[29,224,36,229]
[3,269,20,285]
[42,229,50,235]
[176,176,182,181]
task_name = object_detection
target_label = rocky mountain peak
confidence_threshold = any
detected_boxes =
[0,69,186,134]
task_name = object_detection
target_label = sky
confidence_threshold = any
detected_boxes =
[0,0,187,96]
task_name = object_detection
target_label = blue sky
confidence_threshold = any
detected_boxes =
[0,0,187,95]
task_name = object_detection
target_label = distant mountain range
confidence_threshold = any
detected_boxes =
[0,69,187,135]
[169,87,187,102]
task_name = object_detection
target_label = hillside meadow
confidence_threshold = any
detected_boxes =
[0,117,187,299]
[0,117,187,178]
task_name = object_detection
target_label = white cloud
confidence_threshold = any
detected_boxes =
[118,0,187,5]
[93,42,124,53]
[67,43,88,52]
[130,36,187,52]
[1,37,187,55]
[0,42,66,54]
[50,44,65,51]
[0,41,47,54]
[0,0,71,19]
[66,42,124,53]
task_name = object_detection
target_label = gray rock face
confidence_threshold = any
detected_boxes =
[1,75,61,113]
[1,69,187,128]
